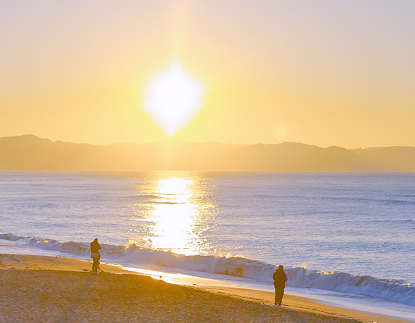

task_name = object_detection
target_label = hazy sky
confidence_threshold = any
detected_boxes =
[1,0,414,148]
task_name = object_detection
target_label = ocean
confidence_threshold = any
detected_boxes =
[1,171,414,320]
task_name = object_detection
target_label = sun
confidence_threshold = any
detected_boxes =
[143,61,203,137]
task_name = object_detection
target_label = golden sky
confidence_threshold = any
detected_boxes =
[1,0,414,148]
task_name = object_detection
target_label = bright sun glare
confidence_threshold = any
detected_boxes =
[143,62,203,137]
[146,177,199,255]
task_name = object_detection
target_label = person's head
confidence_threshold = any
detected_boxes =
[93,238,98,242]
[278,265,284,270]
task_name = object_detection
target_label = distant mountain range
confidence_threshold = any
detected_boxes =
[1,135,415,172]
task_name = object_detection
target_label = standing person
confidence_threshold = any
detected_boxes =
[90,238,101,274]
[273,265,287,307]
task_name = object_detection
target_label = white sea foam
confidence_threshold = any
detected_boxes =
[1,232,414,307]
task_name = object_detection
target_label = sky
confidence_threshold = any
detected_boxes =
[1,0,414,148]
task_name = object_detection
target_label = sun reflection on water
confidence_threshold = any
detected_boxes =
[132,174,214,256]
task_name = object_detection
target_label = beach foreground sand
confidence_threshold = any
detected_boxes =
[0,254,409,323]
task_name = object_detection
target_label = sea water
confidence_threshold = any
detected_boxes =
[1,171,414,320]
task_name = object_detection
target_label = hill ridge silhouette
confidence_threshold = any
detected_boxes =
[1,135,415,171]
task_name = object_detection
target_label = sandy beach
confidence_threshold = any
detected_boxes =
[0,254,410,323]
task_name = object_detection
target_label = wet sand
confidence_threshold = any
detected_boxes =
[0,254,409,323]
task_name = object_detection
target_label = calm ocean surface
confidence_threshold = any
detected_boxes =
[1,171,414,318]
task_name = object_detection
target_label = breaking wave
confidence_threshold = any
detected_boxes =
[1,232,414,306]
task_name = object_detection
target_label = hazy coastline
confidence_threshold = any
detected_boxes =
[2,134,415,172]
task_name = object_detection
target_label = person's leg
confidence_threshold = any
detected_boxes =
[275,288,284,306]
[274,288,279,305]
[279,288,285,306]
[92,259,97,273]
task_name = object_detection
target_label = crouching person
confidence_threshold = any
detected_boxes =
[90,238,101,273]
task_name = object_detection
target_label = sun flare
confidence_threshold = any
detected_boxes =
[143,62,203,137]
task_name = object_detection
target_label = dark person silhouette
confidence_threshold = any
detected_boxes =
[90,238,101,274]
[273,265,287,307]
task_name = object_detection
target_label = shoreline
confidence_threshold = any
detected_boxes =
[0,254,412,323]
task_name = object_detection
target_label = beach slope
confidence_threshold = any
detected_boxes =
[0,254,408,323]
